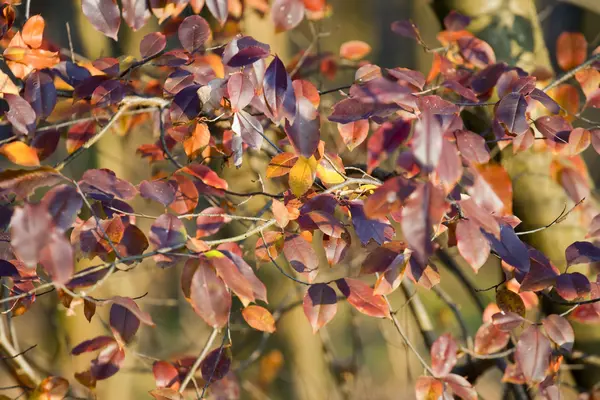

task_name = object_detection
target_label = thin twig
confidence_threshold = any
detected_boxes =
[461,347,516,360]
[178,328,220,394]
[543,53,600,92]
[515,198,584,236]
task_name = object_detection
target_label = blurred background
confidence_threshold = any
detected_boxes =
[1,0,600,399]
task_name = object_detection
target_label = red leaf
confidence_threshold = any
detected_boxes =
[456,219,490,273]
[367,118,411,172]
[228,72,254,112]
[221,250,267,303]
[534,115,572,143]
[67,120,96,154]
[474,322,510,355]
[339,40,371,61]
[272,0,305,32]
[10,202,52,267]
[206,250,255,306]
[443,374,477,400]
[109,301,141,344]
[81,0,121,41]
[542,314,574,352]
[515,325,552,383]
[411,110,443,170]
[303,283,338,333]
[5,94,36,135]
[178,15,210,54]
[431,333,458,378]
[455,130,490,164]
[457,36,496,68]
[184,258,231,328]
[200,347,231,383]
[196,207,229,238]
[557,32,587,71]
[337,120,369,151]
[363,176,416,220]
[139,179,176,207]
[71,336,116,355]
[80,169,138,200]
[283,233,319,282]
[336,278,390,318]
[153,361,180,390]
[140,32,166,58]
[39,231,73,284]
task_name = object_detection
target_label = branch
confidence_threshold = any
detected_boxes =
[400,281,436,349]
[543,53,600,92]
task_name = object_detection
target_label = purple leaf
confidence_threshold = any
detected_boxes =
[24,70,57,120]
[222,36,271,67]
[328,98,374,124]
[284,97,320,158]
[496,93,529,135]
[455,130,490,164]
[263,56,296,122]
[80,169,138,200]
[139,180,177,207]
[515,325,551,383]
[443,10,470,31]
[534,115,572,142]
[349,201,394,246]
[232,110,264,149]
[565,241,600,266]
[140,32,166,58]
[41,184,83,232]
[9,203,52,268]
[39,231,74,284]
[5,94,36,135]
[206,0,228,26]
[227,72,254,112]
[555,272,590,301]
[272,0,305,32]
[483,224,530,273]
[149,214,187,249]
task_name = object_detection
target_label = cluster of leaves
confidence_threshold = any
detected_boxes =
[0,1,599,399]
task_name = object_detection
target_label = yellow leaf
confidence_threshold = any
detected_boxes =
[289,156,317,197]
[316,156,345,186]
[496,288,526,318]
[0,141,40,166]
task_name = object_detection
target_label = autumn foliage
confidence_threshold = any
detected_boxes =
[0,0,599,399]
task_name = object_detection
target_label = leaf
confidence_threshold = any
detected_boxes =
[284,98,320,158]
[122,0,151,31]
[221,251,267,303]
[91,80,124,107]
[303,283,337,333]
[22,15,44,49]
[263,56,295,122]
[140,32,166,58]
[200,347,231,383]
[24,70,57,119]
[228,72,254,112]
[338,120,369,151]
[483,224,530,273]
[542,314,574,352]
[519,249,560,292]
[534,115,572,142]
[496,93,529,135]
[183,258,231,328]
[5,94,36,135]
[336,278,390,318]
[39,231,74,284]
[283,232,318,281]
[168,174,199,214]
[150,388,184,400]
[232,110,263,149]
[401,183,447,264]
[455,130,490,164]
[196,207,229,237]
[457,36,496,68]
[363,176,416,220]
[328,98,375,124]
[456,219,490,273]
[443,374,477,400]
[555,272,590,301]
[67,120,96,154]
[496,288,526,318]
[474,322,510,355]
[0,141,39,166]
[349,201,394,246]
[272,0,305,32]
[339,40,371,60]
[415,376,443,400]
[411,110,443,171]
[515,325,552,383]
[148,214,187,249]
[557,32,587,71]
[565,241,600,266]
[170,85,201,124]
[289,156,317,197]
[367,118,411,172]
[153,361,179,390]
[221,35,270,67]
[10,202,52,267]
[242,305,276,333]
[71,336,116,355]
[81,0,121,41]
[255,231,283,262]
[206,0,228,26]
[109,301,141,344]
[80,169,137,200]
[178,15,210,54]
[431,333,458,378]
[205,250,255,306]
[139,180,176,207]
[266,152,297,178]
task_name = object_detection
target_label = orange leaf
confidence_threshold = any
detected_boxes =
[339,40,371,61]
[0,141,40,166]
[242,305,276,333]
[557,32,587,71]
[266,152,297,178]
[183,122,210,157]
[21,15,44,49]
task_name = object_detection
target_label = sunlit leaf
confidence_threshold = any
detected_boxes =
[242,305,276,333]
